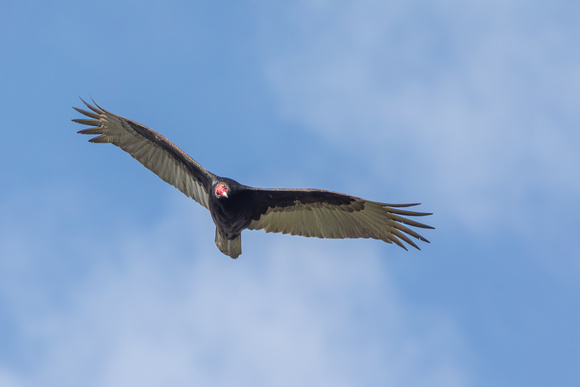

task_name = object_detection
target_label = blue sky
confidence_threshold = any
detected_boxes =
[1,1,579,386]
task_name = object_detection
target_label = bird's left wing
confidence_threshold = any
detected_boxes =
[73,99,215,209]
[244,188,433,250]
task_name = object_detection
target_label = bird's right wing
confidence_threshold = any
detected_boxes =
[73,99,215,209]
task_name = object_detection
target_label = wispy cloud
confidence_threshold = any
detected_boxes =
[259,0,580,239]
[0,191,472,387]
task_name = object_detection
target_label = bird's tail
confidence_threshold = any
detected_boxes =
[215,229,242,259]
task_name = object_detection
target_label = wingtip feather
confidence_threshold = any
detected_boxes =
[72,118,100,126]
[88,135,111,143]
[72,107,100,119]
[77,128,103,135]
[78,97,103,114]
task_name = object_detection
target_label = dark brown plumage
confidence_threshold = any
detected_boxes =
[73,99,433,258]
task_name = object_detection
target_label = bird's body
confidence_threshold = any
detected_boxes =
[74,99,433,258]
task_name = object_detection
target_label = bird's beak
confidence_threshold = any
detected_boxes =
[222,191,228,198]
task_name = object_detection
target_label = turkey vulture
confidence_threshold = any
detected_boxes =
[73,99,433,258]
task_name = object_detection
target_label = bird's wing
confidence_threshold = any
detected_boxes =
[244,188,433,250]
[73,99,215,209]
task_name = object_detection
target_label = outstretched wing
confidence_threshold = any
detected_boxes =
[244,188,433,250]
[73,99,215,209]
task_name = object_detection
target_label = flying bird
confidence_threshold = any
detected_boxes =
[73,99,433,258]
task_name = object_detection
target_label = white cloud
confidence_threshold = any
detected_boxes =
[0,190,473,387]
[259,0,580,238]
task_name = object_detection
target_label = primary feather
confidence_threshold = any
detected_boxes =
[74,99,433,258]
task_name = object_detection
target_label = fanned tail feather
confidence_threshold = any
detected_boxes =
[215,229,242,259]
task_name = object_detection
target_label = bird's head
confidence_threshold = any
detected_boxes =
[214,182,230,199]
